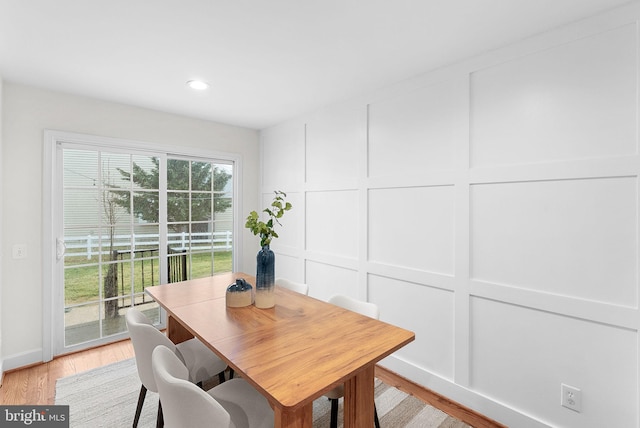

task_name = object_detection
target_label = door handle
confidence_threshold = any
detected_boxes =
[56,238,66,261]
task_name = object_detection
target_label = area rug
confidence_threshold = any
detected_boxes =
[55,358,469,427]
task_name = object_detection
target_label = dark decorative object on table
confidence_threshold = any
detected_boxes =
[226,278,253,308]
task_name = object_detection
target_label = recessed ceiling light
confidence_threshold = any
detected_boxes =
[186,80,209,90]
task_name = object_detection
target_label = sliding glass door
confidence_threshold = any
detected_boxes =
[49,135,236,356]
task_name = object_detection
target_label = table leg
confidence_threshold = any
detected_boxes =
[273,402,313,428]
[274,402,313,428]
[167,314,193,344]
[343,365,375,428]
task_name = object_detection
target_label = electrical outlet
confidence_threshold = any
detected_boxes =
[12,244,27,259]
[561,383,581,412]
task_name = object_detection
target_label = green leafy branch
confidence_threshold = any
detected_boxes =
[245,191,293,247]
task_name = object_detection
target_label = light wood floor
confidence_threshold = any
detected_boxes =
[0,339,504,428]
[0,339,134,406]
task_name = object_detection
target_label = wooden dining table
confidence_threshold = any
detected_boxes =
[145,272,415,428]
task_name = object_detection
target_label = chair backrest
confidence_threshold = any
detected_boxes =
[125,308,177,392]
[152,346,231,428]
[276,278,309,295]
[328,295,379,320]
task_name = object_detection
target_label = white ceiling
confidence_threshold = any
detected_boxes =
[0,0,635,130]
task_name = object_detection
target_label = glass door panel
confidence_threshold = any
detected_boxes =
[166,159,233,281]
[61,149,160,350]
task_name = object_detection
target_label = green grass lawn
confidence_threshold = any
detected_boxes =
[64,251,233,305]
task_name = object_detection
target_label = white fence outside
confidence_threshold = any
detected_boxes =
[65,231,233,259]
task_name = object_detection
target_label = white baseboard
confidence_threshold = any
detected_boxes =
[379,355,551,428]
[2,349,42,372]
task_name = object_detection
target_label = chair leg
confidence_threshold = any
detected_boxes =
[228,368,234,379]
[133,385,147,428]
[156,400,163,428]
[218,371,226,384]
[330,398,339,428]
[374,403,380,428]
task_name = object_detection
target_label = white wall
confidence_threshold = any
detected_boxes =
[1,82,259,369]
[260,4,640,428]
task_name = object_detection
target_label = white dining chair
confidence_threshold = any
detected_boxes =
[325,295,381,428]
[152,345,274,428]
[125,308,228,428]
[275,277,309,295]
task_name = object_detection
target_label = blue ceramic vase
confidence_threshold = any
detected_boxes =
[255,244,275,308]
